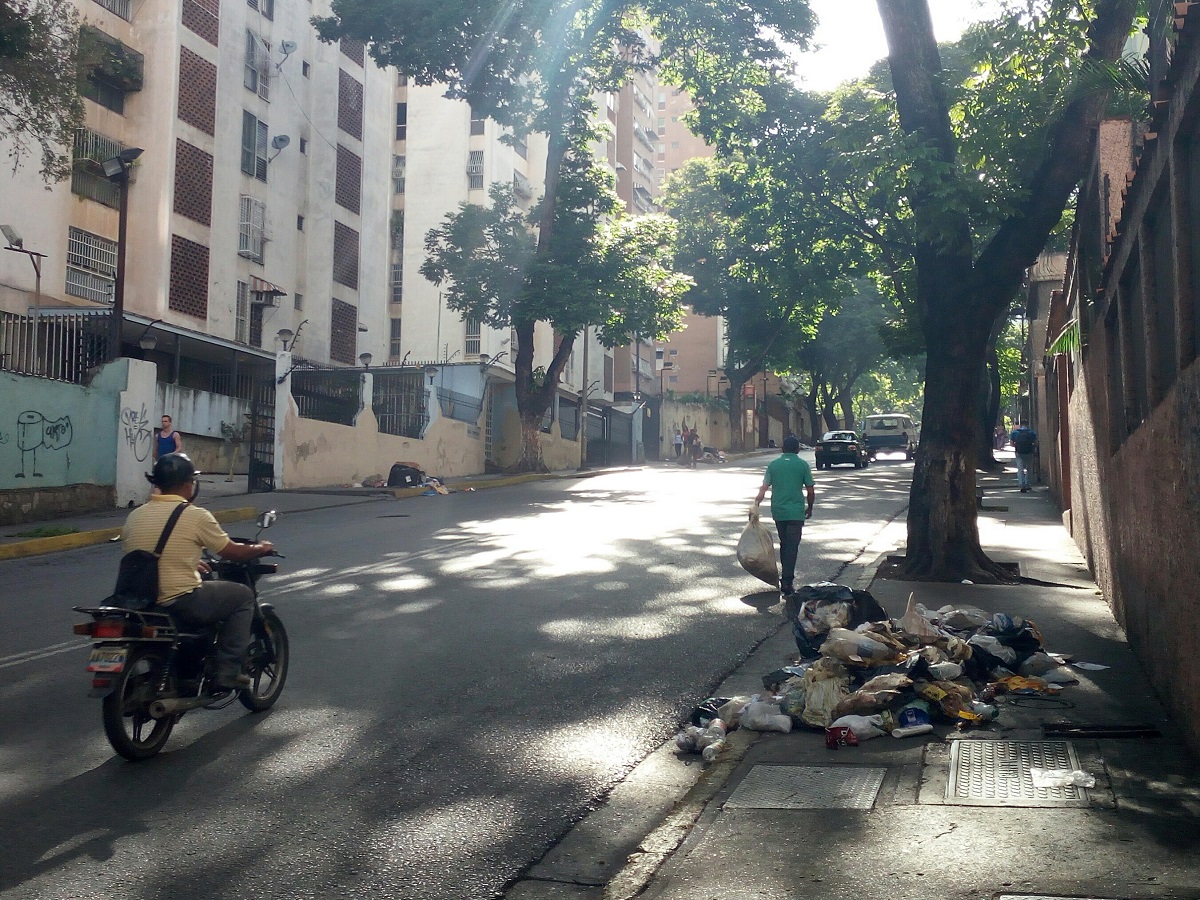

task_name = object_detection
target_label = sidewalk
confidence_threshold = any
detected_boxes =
[507,465,1200,900]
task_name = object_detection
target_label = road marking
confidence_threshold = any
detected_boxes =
[0,639,90,670]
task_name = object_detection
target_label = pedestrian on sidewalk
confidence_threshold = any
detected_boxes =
[1011,422,1038,492]
[155,415,183,461]
[688,429,702,468]
[754,435,815,596]
[673,428,683,459]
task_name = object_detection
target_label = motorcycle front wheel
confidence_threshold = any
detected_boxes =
[102,646,175,761]
[240,610,289,712]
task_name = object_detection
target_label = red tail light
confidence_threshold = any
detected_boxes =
[141,626,159,638]
[93,619,127,639]
[92,677,112,689]
[73,622,95,636]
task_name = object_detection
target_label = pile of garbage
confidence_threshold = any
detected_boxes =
[676,582,1084,759]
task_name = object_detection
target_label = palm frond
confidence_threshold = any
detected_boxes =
[1047,318,1080,356]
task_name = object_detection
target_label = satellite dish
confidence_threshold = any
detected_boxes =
[271,134,291,150]
[280,40,298,55]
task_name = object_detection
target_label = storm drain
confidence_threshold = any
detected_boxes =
[724,765,886,810]
[996,896,1119,900]
[946,740,1089,807]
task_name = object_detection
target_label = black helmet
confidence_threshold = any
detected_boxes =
[147,452,199,489]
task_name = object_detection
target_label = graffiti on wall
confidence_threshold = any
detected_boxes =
[120,404,153,462]
[15,410,73,477]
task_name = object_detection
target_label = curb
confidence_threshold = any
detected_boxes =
[0,506,259,562]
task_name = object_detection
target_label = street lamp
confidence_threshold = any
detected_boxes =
[358,351,373,369]
[2,225,45,375]
[102,147,144,361]
[137,318,163,352]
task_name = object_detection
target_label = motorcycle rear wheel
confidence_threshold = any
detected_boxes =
[102,646,175,761]
[240,610,289,712]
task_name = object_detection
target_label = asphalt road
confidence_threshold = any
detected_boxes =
[0,455,912,900]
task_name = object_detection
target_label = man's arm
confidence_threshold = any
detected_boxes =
[218,538,273,562]
[806,484,815,519]
[173,432,183,452]
[196,509,272,561]
[754,483,768,505]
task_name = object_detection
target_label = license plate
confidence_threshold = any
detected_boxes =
[87,648,127,673]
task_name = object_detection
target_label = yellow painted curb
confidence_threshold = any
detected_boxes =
[0,506,259,562]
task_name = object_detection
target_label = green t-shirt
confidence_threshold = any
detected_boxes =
[763,452,814,521]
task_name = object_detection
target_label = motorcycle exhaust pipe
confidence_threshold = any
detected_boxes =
[149,695,223,718]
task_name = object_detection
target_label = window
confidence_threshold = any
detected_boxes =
[71,127,123,208]
[391,259,403,303]
[81,76,125,113]
[65,227,117,303]
[241,111,268,180]
[92,0,131,20]
[392,154,406,194]
[512,169,532,200]
[294,292,304,310]
[668,348,678,356]
[236,281,250,343]
[514,135,527,159]
[302,61,311,77]
[395,102,407,141]
[299,137,308,154]
[470,107,485,136]
[332,222,360,289]
[390,318,402,359]
[337,70,364,139]
[330,298,358,364]
[239,195,266,262]
[467,150,484,190]
[244,31,270,100]
[297,214,304,231]
[465,318,481,357]
[397,73,408,87]
[247,0,274,20]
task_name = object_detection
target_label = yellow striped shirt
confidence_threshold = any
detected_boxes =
[121,495,231,604]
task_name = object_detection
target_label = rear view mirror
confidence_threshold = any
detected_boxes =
[257,510,277,530]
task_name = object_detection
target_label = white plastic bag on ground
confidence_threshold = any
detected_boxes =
[1030,768,1095,789]
[800,658,851,728]
[737,504,778,587]
[740,701,793,733]
[830,714,885,740]
[898,593,941,644]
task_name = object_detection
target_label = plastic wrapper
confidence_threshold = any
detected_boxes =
[740,701,793,733]
[937,605,992,631]
[782,685,808,721]
[799,658,851,728]
[830,714,885,741]
[968,634,1018,666]
[897,593,942,644]
[1030,767,1095,788]
[737,505,779,587]
[928,661,963,681]
[831,673,913,719]
[799,599,852,639]
[716,695,754,729]
[821,628,902,665]
[1018,651,1061,677]
[825,725,859,748]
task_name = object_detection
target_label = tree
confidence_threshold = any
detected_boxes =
[874,0,1138,579]
[421,159,691,466]
[314,0,815,467]
[0,0,85,182]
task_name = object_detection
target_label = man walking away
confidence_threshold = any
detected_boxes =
[1011,423,1038,492]
[673,429,683,459]
[754,435,815,596]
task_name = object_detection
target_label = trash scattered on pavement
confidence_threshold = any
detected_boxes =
[1029,767,1096,789]
[1071,661,1110,671]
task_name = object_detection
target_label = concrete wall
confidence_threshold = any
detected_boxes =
[661,400,732,450]
[0,358,156,521]
[156,382,251,475]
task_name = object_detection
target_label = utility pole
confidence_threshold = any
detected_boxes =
[102,147,144,361]
[579,324,589,469]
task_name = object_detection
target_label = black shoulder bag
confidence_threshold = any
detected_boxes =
[109,503,189,610]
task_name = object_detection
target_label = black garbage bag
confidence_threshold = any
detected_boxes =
[791,584,889,657]
[387,463,425,488]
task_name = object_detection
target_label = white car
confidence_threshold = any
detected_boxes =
[862,413,917,460]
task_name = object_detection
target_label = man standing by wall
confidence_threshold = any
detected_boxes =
[1011,422,1038,492]
[754,435,815,596]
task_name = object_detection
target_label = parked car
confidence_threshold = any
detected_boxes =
[862,413,917,461]
[814,430,869,470]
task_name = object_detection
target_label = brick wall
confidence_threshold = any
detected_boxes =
[333,222,359,289]
[178,47,217,135]
[181,0,219,46]
[330,298,358,364]
[173,139,213,225]
[338,69,363,140]
[340,39,364,66]
[336,145,362,214]
[169,235,210,318]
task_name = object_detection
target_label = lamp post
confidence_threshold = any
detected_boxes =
[1,225,45,375]
[759,371,769,448]
[102,147,144,361]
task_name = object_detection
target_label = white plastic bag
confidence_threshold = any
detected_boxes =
[1030,767,1095,789]
[740,701,793,733]
[829,714,885,741]
[898,593,941,644]
[737,504,778,587]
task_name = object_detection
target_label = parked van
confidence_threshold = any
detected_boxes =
[862,413,917,460]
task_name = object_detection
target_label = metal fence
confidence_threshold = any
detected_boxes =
[373,369,427,438]
[290,369,362,425]
[0,310,110,383]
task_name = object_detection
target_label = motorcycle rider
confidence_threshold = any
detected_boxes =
[121,453,273,691]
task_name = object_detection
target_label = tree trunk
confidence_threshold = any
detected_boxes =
[837,385,855,430]
[804,380,821,444]
[978,330,1003,468]
[726,375,749,450]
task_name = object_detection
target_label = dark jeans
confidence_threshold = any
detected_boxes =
[167,581,255,677]
[775,520,805,592]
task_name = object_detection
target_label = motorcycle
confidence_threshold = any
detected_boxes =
[73,511,289,761]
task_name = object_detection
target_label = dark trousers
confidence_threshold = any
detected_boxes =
[775,520,805,592]
[168,581,255,677]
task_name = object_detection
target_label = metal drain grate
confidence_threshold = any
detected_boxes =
[996,896,1119,900]
[724,765,886,810]
[946,740,1089,807]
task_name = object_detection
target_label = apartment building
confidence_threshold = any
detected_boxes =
[0,0,393,379]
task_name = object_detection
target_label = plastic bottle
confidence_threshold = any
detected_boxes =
[890,723,934,739]
[701,738,725,762]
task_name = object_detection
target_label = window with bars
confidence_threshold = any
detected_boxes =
[465,318,481,357]
[241,111,268,180]
[239,195,266,262]
[71,127,123,208]
[512,169,532,200]
[235,281,250,343]
[390,317,402,360]
[92,0,131,19]
[247,0,274,19]
[391,259,403,303]
[392,154,406,194]
[65,227,117,303]
[470,108,485,136]
[244,31,270,100]
[395,102,407,141]
[467,150,484,190]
